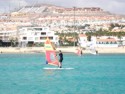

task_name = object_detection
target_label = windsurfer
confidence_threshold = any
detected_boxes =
[76,47,82,56]
[58,50,63,68]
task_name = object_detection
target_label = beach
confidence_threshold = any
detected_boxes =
[0,46,125,54]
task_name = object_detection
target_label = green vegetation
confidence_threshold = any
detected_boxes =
[34,43,44,47]
[86,30,125,37]
[56,32,78,46]
[109,23,125,31]
[86,29,125,46]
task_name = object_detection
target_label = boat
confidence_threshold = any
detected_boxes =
[44,37,60,66]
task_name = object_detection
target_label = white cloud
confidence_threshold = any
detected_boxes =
[106,1,125,14]
[10,0,28,7]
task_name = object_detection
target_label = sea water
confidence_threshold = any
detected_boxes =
[0,53,125,94]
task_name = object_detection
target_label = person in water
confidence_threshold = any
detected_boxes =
[76,47,82,56]
[58,50,63,68]
[80,49,83,55]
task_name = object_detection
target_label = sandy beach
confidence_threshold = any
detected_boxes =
[0,46,125,54]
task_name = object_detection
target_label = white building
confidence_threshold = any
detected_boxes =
[18,26,59,46]
[96,38,118,47]
[78,34,87,47]
[0,30,17,42]
[91,36,119,47]
[78,34,120,48]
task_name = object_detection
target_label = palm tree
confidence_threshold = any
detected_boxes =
[9,36,18,47]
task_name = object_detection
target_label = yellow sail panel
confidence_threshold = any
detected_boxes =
[44,44,54,51]
[44,38,55,51]
[44,38,59,66]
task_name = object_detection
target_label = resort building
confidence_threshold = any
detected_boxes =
[0,30,16,41]
[78,34,87,47]
[96,38,118,47]
[78,34,123,48]
[0,22,18,46]
[18,26,59,47]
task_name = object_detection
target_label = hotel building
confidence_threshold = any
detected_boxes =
[18,26,59,46]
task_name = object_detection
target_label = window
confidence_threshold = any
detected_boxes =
[35,32,37,35]
[106,42,109,44]
[35,37,39,40]
[40,37,43,40]
[23,37,27,40]
[27,28,33,31]
[34,28,43,31]
[41,32,46,35]
[40,37,46,40]
[49,37,53,39]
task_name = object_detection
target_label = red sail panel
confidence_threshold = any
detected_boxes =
[46,51,59,66]
[44,38,59,66]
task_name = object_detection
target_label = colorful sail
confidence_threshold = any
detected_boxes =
[76,47,82,56]
[44,38,59,66]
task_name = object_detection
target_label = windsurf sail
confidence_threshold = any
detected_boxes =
[88,42,97,55]
[76,47,82,56]
[44,37,59,66]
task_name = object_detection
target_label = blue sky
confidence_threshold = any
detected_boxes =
[0,0,125,15]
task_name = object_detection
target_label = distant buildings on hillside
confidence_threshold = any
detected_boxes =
[0,4,125,47]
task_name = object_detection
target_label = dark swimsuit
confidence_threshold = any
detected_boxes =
[59,53,63,63]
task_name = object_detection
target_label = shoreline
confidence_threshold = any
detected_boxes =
[0,47,125,54]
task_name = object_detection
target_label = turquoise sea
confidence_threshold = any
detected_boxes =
[0,53,125,94]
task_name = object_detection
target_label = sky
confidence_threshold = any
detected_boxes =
[0,0,125,15]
